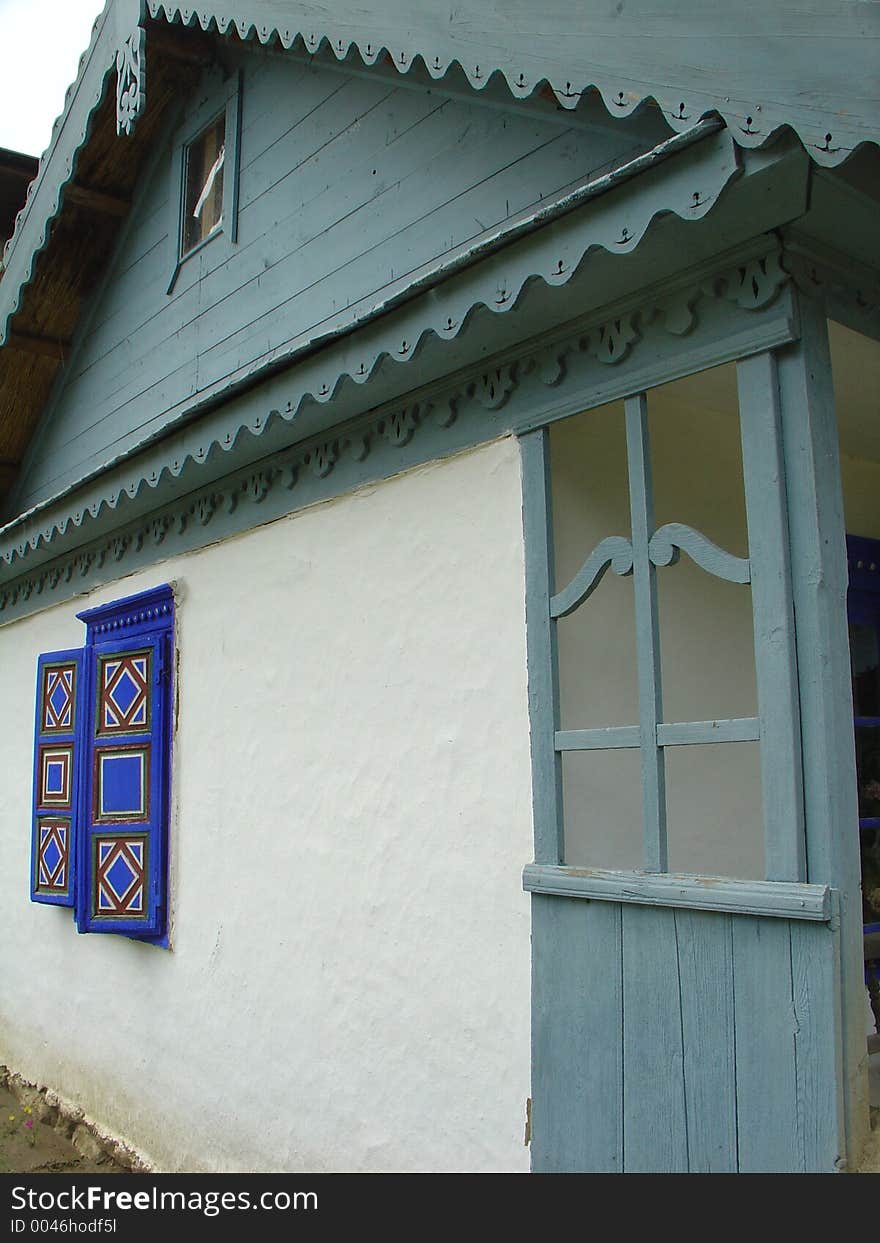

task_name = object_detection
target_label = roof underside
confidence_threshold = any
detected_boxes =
[0,0,877,512]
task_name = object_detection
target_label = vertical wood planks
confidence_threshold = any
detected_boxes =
[790,919,845,1171]
[621,903,688,1170]
[624,394,667,871]
[776,293,866,1163]
[736,350,805,881]
[675,909,738,1172]
[530,895,840,1172]
[732,915,800,1171]
[531,894,623,1172]
[520,429,564,864]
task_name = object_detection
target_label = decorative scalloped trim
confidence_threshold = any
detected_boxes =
[0,138,746,565]
[0,240,789,602]
[0,4,115,342]
[146,1,875,166]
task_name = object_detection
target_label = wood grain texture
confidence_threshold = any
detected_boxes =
[776,293,868,1163]
[531,894,623,1172]
[550,535,633,618]
[142,2,880,163]
[625,394,667,872]
[736,350,806,881]
[14,47,653,511]
[520,429,564,865]
[675,909,737,1172]
[790,918,845,1171]
[621,903,688,1171]
[732,914,800,1171]
[648,521,750,583]
[523,864,831,920]
[531,895,843,1170]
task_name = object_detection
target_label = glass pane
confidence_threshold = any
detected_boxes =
[182,113,226,256]
[562,749,643,870]
[550,401,639,729]
[650,364,758,723]
[665,742,764,880]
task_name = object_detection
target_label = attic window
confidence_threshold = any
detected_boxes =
[167,70,241,294]
[181,113,226,257]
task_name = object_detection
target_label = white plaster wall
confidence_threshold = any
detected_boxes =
[0,437,533,1173]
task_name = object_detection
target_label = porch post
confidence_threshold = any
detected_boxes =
[776,291,868,1166]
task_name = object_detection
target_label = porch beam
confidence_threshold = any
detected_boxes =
[521,427,565,864]
[523,863,832,921]
[65,183,130,218]
[736,350,806,882]
[776,291,866,1165]
[6,331,70,359]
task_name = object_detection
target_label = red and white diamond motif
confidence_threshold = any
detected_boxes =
[96,838,145,915]
[38,821,68,891]
[100,654,149,732]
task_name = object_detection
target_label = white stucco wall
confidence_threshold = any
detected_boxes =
[0,437,533,1173]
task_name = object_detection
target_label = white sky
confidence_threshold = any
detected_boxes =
[0,0,106,157]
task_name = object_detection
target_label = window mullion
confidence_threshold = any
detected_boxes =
[736,350,806,882]
[624,393,668,873]
[521,427,565,865]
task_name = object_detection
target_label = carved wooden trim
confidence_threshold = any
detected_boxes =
[144,2,873,166]
[116,29,147,138]
[649,523,751,583]
[0,241,795,620]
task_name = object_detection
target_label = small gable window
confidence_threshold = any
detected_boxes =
[167,69,242,293]
[30,585,175,947]
[182,112,226,258]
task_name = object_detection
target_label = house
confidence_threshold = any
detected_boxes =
[0,0,878,1173]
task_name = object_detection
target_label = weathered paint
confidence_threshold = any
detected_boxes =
[0,438,533,1172]
[10,45,676,513]
[142,2,880,164]
[531,893,843,1172]
[524,301,877,1170]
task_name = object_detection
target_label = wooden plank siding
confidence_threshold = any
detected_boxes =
[530,896,843,1172]
[11,49,649,513]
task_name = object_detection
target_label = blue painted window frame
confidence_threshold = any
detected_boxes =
[29,584,174,947]
[166,69,242,295]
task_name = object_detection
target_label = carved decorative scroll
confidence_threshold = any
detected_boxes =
[649,522,751,583]
[550,535,634,618]
[116,29,146,137]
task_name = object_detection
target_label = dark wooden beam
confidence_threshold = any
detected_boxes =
[0,148,39,180]
[6,331,70,359]
[66,182,131,217]
[146,21,215,67]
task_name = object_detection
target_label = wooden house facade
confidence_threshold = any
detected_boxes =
[0,0,878,1171]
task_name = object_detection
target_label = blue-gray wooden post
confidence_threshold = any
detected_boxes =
[736,351,806,882]
[625,394,667,872]
[521,427,564,864]
[776,293,866,1165]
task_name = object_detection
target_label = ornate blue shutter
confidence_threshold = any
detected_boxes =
[31,647,85,906]
[75,586,174,941]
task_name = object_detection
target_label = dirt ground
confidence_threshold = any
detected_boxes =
[0,1085,132,1175]
[1,1080,876,1175]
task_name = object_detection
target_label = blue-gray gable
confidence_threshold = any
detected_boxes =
[146,0,879,165]
[9,44,677,514]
